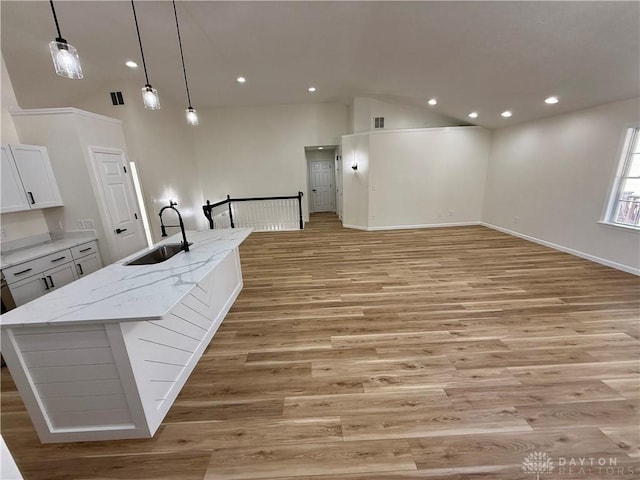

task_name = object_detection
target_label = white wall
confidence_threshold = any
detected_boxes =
[369,127,491,228]
[76,83,205,236]
[353,98,372,134]
[352,97,464,133]
[483,97,640,274]
[0,210,50,243]
[1,55,19,145]
[0,55,49,244]
[192,103,348,221]
[347,101,354,135]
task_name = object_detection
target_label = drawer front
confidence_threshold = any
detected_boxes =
[71,241,98,260]
[4,249,73,283]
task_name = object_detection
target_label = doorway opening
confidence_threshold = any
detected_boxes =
[305,146,337,217]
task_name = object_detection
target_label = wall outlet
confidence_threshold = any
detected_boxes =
[1,228,7,240]
[514,216,520,224]
[448,210,454,217]
[77,220,85,229]
[84,219,95,229]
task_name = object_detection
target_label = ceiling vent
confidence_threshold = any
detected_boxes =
[110,91,125,106]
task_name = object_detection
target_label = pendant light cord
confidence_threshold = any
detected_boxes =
[49,0,63,39]
[131,0,150,85]
[173,0,192,109]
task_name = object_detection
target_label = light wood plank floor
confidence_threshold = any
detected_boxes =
[2,213,639,479]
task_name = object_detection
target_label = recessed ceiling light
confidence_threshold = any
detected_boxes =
[125,60,138,68]
[237,76,246,84]
[501,111,512,118]
[428,98,437,106]
[468,112,478,119]
[318,146,324,150]
[544,96,559,104]
[308,86,317,92]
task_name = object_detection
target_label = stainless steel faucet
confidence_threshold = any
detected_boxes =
[159,201,190,252]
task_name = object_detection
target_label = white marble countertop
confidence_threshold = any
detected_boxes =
[1,237,98,270]
[0,228,252,328]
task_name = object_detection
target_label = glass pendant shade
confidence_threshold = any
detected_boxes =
[141,84,160,110]
[49,39,83,79]
[186,107,199,126]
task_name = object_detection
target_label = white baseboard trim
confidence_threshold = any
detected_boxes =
[342,223,369,231]
[342,221,480,231]
[481,222,640,276]
[368,221,481,231]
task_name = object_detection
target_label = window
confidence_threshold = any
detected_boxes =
[607,127,640,228]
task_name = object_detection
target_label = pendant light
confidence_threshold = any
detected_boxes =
[48,0,83,79]
[131,0,160,109]
[172,1,198,125]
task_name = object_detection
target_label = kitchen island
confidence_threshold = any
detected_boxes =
[0,228,252,443]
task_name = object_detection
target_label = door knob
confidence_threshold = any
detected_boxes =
[115,228,128,234]
[312,189,317,192]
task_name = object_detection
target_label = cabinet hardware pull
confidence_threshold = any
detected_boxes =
[51,256,66,262]
[13,268,33,276]
[79,247,92,253]
[47,275,55,288]
[27,192,35,204]
[42,278,50,291]
[77,263,84,275]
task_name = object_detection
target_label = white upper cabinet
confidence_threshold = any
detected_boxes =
[1,144,63,213]
[1,145,30,212]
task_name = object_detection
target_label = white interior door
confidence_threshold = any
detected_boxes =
[310,160,335,212]
[92,149,147,260]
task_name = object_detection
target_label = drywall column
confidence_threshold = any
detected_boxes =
[341,133,370,229]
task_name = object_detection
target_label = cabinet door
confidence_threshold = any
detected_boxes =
[75,253,102,278]
[45,262,78,291]
[1,145,30,213]
[9,144,63,209]
[9,275,50,307]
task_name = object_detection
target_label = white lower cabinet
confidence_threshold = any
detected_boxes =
[10,262,78,306]
[9,275,49,306]
[5,240,102,307]
[45,262,78,291]
[75,253,101,277]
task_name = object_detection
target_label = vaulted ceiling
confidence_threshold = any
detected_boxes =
[2,1,639,128]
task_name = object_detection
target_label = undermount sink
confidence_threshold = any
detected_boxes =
[124,243,192,266]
